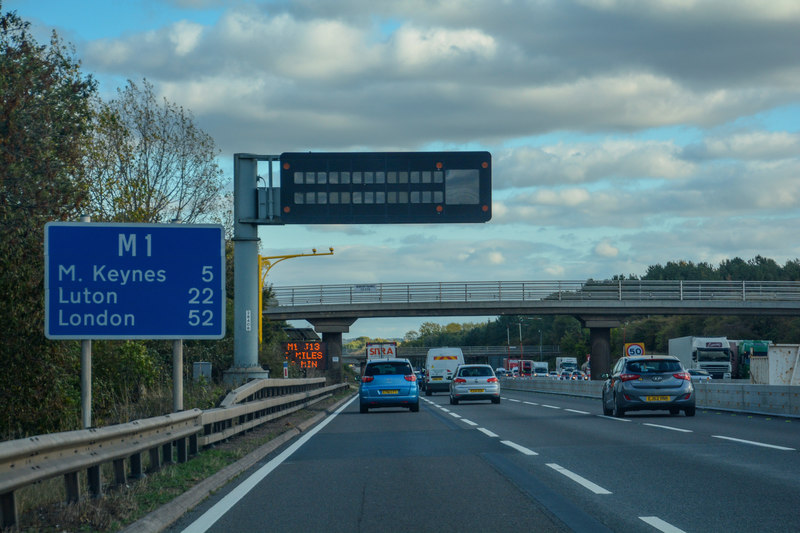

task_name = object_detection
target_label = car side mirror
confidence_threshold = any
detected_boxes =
[601,373,609,379]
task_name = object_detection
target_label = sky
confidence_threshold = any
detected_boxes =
[8,0,800,340]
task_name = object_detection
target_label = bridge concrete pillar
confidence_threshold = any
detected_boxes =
[309,318,357,382]
[579,317,621,380]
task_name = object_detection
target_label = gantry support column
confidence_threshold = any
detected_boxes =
[226,154,270,385]
[308,318,357,382]
[579,317,621,380]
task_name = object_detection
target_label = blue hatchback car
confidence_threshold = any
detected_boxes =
[359,358,419,413]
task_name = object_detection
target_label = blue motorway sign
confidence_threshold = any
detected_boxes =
[45,222,226,340]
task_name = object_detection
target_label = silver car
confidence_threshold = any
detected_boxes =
[449,364,501,404]
[601,356,695,417]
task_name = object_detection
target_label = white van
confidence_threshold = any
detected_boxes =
[425,347,465,396]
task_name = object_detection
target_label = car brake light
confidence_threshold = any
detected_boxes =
[454,378,467,383]
[487,377,498,383]
[405,374,416,382]
[362,376,374,383]
[673,372,691,381]
[620,373,640,382]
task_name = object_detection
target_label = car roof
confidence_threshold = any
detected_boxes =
[365,358,410,364]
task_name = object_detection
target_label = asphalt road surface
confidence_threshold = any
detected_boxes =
[168,389,800,533]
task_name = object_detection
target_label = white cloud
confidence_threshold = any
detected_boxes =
[594,240,619,258]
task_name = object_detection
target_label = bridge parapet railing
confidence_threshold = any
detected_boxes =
[269,280,800,307]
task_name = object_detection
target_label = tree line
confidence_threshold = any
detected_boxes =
[0,5,289,439]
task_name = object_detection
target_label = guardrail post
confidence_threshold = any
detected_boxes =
[65,472,80,503]
[1,491,18,529]
[113,458,126,486]
[148,447,162,473]
[130,453,144,479]
[88,465,102,498]
[176,437,188,463]
[162,442,174,465]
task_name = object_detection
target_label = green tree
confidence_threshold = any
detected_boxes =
[86,79,225,223]
[0,5,97,437]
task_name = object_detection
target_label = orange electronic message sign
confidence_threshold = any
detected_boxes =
[283,341,327,370]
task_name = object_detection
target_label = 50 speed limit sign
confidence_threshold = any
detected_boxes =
[624,343,645,357]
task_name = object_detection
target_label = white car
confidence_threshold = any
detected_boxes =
[688,369,712,382]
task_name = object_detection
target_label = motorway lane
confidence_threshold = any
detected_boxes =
[429,389,800,532]
[168,389,800,533]
[169,394,580,533]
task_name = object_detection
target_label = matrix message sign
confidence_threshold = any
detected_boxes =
[45,222,226,340]
[283,341,327,370]
[279,151,492,224]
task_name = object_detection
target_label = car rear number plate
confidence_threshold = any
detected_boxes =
[646,395,670,402]
[381,389,399,395]
[431,377,442,381]
[469,388,485,393]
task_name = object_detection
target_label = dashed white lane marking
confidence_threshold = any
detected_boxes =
[501,440,538,456]
[597,415,631,422]
[448,412,461,418]
[477,427,499,438]
[639,516,687,533]
[523,401,539,406]
[439,407,450,412]
[461,419,478,426]
[712,435,795,451]
[565,408,589,414]
[507,398,522,403]
[546,463,612,495]
[644,423,693,433]
[541,404,560,409]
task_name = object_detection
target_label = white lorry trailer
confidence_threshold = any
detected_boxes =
[668,336,732,379]
[555,357,578,374]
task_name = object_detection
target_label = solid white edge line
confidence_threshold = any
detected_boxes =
[477,427,499,437]
[461,419,479,426]
[712,435,795,451]
[643,423,693,433]
[180,395,358,533]
[500,440,538,456]
[546,463,612,495]
[639,516,687,533]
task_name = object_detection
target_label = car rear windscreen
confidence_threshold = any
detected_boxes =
[365,362,412,376]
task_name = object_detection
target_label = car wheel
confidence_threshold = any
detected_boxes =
[602,394,613,416]
[451,396,459,405]
[360,404,368,414]
[425,389,432,397]
[410,402,419,412]
[492,397,500,404]
[669,407,680,415]
[684,406,696,417]
[612,394,625,418]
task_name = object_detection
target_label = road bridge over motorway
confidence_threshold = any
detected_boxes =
[265,279,800,377]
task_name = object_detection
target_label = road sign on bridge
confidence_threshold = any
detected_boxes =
[278,151,492,224]
[45,222,226,340]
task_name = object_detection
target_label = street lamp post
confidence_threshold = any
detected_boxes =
[539,329,543,361]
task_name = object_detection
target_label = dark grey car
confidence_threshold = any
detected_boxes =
[601,356,696,417]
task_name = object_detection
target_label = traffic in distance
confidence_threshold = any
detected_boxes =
[359,347,700,418]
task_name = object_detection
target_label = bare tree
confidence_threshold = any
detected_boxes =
[87,79,224,223]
